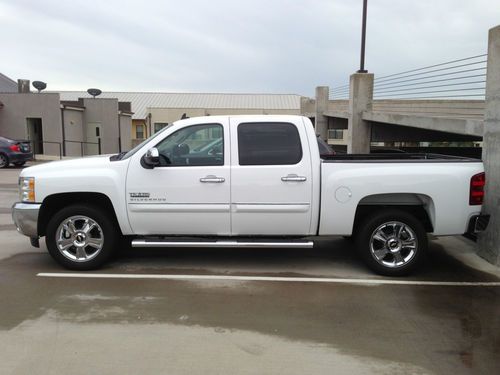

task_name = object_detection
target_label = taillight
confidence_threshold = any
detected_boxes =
[470,172,485,205]
[9,144,21,152]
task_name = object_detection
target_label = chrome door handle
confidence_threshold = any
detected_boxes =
[281,174,307,182]
[200,175,225,183]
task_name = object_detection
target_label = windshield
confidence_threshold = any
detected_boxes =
[120,124,173,160]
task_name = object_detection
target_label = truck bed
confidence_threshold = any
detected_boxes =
[322,153,481,163]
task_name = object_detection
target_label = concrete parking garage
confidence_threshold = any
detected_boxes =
[0,165,499,375]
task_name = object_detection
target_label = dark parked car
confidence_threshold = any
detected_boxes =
[0,137,33,168]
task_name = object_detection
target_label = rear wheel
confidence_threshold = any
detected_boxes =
[0,153,9,168]
[46,205,118,270]
[354,209,427,276]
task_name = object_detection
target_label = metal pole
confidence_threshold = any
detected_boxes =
[117,111,122,152]
[358,0,368,73]
[31,140,36,161]
[148,113,152,137]
[98,138,102,155]
[60,107,66,156]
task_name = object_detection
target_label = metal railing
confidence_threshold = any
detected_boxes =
[29,139,102,159]
[329,54,488,101]
[373,54,487,99]
[329,83,350,100]
[64,139,101,156]
[29,140,63,160]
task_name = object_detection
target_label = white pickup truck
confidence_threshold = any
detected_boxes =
[12,115,489,275]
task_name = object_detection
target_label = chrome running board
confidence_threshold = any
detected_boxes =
[131,239,314,249]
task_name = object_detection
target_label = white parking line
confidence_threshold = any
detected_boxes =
[37,273,500,286]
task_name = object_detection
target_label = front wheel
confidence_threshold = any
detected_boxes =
[45,205,118,270]
[354,209,427,276]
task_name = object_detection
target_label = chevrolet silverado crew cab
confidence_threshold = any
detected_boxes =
[12,115,489,275]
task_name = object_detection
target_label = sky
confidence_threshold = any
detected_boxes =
[1,0,499,96]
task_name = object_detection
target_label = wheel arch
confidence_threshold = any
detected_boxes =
[353,193,435,233]
[38,192,123,237]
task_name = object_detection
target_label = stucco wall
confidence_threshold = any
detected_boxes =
[82,98,119,154]
[0,93,62,155]
[119,114,132,151]
[62,108,84,157]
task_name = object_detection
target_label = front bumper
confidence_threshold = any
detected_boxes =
[11,202,41,238]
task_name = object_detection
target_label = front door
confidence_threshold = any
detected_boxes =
[126,120,231,235]
[230,118,313,235]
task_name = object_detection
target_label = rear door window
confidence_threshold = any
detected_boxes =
[237,122,302,165]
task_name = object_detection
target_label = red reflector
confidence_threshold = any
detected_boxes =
[9,144,21,152]
[470,172,485,205]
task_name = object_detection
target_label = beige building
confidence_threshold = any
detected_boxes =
[0,77,133,157]
[59,92,302,146]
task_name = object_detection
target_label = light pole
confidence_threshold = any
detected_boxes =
[358,0,368,73]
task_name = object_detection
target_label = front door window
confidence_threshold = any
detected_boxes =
[155,124,224,166]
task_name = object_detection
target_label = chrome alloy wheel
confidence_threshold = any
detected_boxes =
[369,221,418,268]
[55,215,104,262]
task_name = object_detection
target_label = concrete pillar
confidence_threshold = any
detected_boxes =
[315,86,329,141]
[300,96,316,118]
[347,73,374,153]
[478,25,500,266]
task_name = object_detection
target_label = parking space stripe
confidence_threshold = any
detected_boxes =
[37,273,500,286]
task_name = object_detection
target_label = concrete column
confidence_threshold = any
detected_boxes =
[315,86,329,141]
[300,96,316,118]
[347,73,374,153]
[478,25,500,266]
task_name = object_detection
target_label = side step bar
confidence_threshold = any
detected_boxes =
[131,239,314,249]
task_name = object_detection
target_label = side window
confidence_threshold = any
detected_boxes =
[135,124,145,139]
[238,122,302,165]
[155,124,224,166]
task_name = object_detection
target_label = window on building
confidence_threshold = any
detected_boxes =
[154,122,168,134]
[328,129,344,140]
[136,124,145,139]
[155,124,224,166]
[237,122,302,165]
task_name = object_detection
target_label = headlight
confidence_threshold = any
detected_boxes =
[19,177,35,202]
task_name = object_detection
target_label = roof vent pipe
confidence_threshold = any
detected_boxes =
[17,79,30,93]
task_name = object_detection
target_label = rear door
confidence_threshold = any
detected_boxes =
[230,117,313,235]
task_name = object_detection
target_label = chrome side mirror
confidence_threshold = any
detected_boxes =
[142,147,160,169]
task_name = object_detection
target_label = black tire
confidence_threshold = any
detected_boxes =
[0,153,9,168]
[45,204,118,270]
[354,209,427,276]
[13,161,26,167]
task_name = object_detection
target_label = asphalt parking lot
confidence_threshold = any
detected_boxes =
[1,163,499,375]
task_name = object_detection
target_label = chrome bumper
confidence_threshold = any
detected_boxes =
[11,202,41,238]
